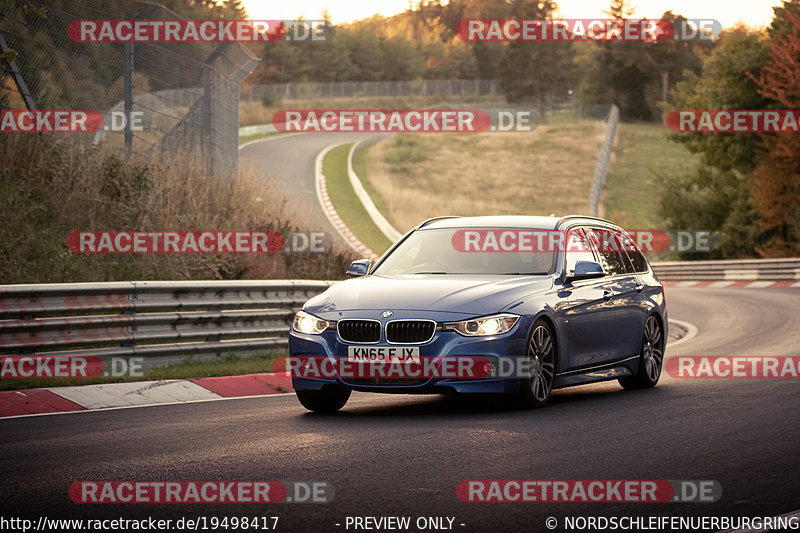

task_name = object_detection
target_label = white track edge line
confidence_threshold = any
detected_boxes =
[667,318,699,348]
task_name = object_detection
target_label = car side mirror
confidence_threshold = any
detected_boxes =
[567,260,605,283]
[346,259,371,277]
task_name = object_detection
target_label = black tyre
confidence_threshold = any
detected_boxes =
[514,319,556,409]
[619,315,664,390]
[296,387,351,413]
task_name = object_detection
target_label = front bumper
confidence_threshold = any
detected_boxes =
[288,315,533,395]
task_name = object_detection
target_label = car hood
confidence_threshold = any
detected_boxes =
[303,274,554,318]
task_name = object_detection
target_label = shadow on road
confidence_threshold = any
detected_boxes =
[296,381,674,420]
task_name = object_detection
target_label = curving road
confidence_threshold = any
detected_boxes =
[2,287,799,532]
[239,132,379,253]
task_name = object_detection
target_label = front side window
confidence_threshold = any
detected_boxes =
[564,228,598,276]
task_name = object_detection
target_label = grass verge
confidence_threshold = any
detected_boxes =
[603,122,698,230]
[0,354,283,391]
[352,145,392,219]
[363,117,607,232]
[323,144,393,255]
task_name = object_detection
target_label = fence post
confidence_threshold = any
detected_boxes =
[0,32,37,111]
[123,42,134,154]
[588,104,619,218]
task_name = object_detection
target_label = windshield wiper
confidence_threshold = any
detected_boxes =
[502,272,549,275]
[412,271,448,274]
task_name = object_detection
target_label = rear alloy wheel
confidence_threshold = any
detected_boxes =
[296,387,351,413]
[515,319,556,408]
[619,315,664,390]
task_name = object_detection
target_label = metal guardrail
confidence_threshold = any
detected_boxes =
[1,258,797,366]
[589,104,619,217]
[0,280,334,367]
[652,258,800,281]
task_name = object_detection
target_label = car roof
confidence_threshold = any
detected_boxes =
[419,215,621,231]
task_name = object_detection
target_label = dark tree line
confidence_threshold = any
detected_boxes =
[249,0,711,124]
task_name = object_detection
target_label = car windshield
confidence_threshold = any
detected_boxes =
[373,228,557,276]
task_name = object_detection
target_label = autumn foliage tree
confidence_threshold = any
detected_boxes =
[748,1,800,256]
[658,28,770,258]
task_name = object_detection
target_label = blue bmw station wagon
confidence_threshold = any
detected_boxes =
[288,215,667,412]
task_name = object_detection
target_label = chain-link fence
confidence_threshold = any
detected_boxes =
[241,79,503,104]
[0,0,258,178]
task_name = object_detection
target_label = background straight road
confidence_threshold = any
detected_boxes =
[239,132,381,253]
[2,287,799,531]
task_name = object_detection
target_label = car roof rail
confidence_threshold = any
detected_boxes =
[417,215,460,229]
[556,215,619,227]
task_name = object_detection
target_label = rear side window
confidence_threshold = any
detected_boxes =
[586,228,627,277]
[620,233,648,273]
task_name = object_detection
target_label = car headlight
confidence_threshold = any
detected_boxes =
[443,313,519,336]
[293,310,332,335]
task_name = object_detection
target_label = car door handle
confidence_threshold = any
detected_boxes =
[603,290,613,300]
[635,284,644,292]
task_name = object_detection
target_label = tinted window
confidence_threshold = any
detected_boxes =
[620,233,648,272]
[564,229,598,276]
[586,228,627,276]
[615,232,637,273]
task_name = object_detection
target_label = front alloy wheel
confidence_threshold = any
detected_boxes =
[516,319,556,408]
[619,315,664,389]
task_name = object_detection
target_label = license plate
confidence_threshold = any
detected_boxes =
[347,346,420,363]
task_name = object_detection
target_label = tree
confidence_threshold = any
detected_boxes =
[748,1,800,256]
[434,0,512,79]
[576,0,657,120]
[497,0,575,124]
[659,28,772,258]
[577,1,711,121]
[667,28,771,173]
[640,11,712,107]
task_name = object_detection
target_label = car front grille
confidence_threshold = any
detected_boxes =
[386,320,436,344]
[337,320,381,343]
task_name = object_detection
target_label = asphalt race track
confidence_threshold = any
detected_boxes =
[239,132,381,253]
[2,287,799,532]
